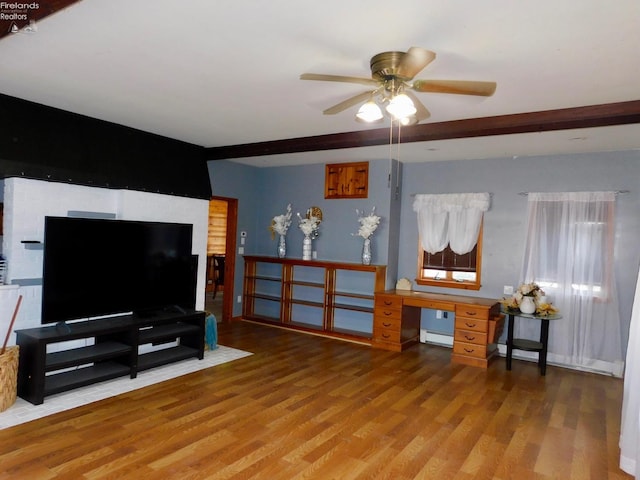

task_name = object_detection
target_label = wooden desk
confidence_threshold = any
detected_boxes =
[374,290,503,368]
[504,308,562,376]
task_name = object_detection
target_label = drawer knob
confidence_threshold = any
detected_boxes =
[383,334,391,339]
[464,348,475,353]
[464,335,476,341]
[384,301,393,306]
[466,311,477,316]
[383,322,392,327]
[384,311,393,316]
[465,322,477,328]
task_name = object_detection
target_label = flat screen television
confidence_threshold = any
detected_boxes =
[41,216,196,324]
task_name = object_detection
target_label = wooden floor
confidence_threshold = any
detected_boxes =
[0,321,632,480]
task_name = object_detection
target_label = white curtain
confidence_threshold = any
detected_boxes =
[519,191,623,373]
[620,265,640,477]
[413,193,490,254]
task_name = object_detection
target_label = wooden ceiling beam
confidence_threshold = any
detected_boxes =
[204,100,640,161]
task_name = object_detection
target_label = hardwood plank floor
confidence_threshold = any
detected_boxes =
[0,321,632,479]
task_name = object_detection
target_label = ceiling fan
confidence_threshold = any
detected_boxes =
[300,47,496,125]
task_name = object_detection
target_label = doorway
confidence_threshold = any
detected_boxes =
[205,197,237,323]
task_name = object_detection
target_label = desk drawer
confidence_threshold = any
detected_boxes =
[375,306,402,320]
[455,317,488,333]
[374,315,401,332]
[375,294,403,310]
[375,328,401,344]
[454,329,488,345]
[455,304,492,320]
[453,341,488,359]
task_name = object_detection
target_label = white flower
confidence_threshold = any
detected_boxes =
[270,204,292,237]
[353,207,381,239]
[297,212,320,238]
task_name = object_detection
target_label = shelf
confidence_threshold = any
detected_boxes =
[245,313,281,323]
[290,298,324,308]
[333,303,374,314]
[333,291,373,301]
[46,341,132,371]
[251,275,282,282]
[331,326,373,339]
[289,321,324,332]
[45,362,131,396]
[249,293,281,302]
[512,338,543,352]
[138,322,201,344]
[288,280,324,288]
[137,345,200,371]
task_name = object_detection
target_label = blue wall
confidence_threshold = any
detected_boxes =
[209,151,640,353]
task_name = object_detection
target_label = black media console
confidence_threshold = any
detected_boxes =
[15,309,205,405]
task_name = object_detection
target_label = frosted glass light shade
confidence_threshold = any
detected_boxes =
[356,101,383,122]
[386,93,416,119]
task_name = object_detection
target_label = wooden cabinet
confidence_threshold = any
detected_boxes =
[325,161,369,199]
[15,309,205,405]
[243,256,385,344]
[373,293,420,351]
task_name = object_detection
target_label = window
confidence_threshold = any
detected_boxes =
[417,223,483,290]
[413,193,489,291]
[524,194,615,300]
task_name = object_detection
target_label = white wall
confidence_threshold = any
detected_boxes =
[0,178,209,346]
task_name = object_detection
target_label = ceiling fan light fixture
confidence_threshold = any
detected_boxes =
[385,93,416,120]
[356,100,383,123]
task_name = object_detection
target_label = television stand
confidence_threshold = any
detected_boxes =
[15,309,205,405]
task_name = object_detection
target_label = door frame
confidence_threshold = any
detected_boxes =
[211,196,237,323]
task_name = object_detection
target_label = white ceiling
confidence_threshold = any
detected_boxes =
[1,0,639,167]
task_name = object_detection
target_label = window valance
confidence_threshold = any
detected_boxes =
[412,193,490,255]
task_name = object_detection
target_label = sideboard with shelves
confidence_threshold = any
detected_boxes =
[243,256,386,344]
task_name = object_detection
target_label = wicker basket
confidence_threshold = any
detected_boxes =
[0,346,19,412]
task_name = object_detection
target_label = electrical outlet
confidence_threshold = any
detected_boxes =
[237,295,242,303]
[436,310,443,319]
[504,285,514,295]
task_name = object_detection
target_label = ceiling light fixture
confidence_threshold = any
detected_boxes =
[385,93,417,120]
[355,100,383,123]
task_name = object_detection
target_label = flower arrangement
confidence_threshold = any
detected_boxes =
[516,282,544,299]
[501,282,559,315]
[353,207,381,239]
[297,211,321,239]
[269,204,292,239]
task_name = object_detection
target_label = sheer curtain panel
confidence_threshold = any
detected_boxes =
[519,191,623,375]
[413,193,490,255]
[620,265,640,477]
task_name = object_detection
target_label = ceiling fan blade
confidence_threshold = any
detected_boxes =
[300,73,379,87]
[405,90,430,121]
[322,91,375,115]
[412,79,497,96]
[396,47,436,80]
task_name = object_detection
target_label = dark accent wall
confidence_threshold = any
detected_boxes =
[0,93,211,199]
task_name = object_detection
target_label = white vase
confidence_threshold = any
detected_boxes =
[302,234,312,260]
[277,235,286,258]
[519,296,536,314]
[362,238,372,265]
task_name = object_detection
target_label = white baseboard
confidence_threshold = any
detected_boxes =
[419,329,623,377]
